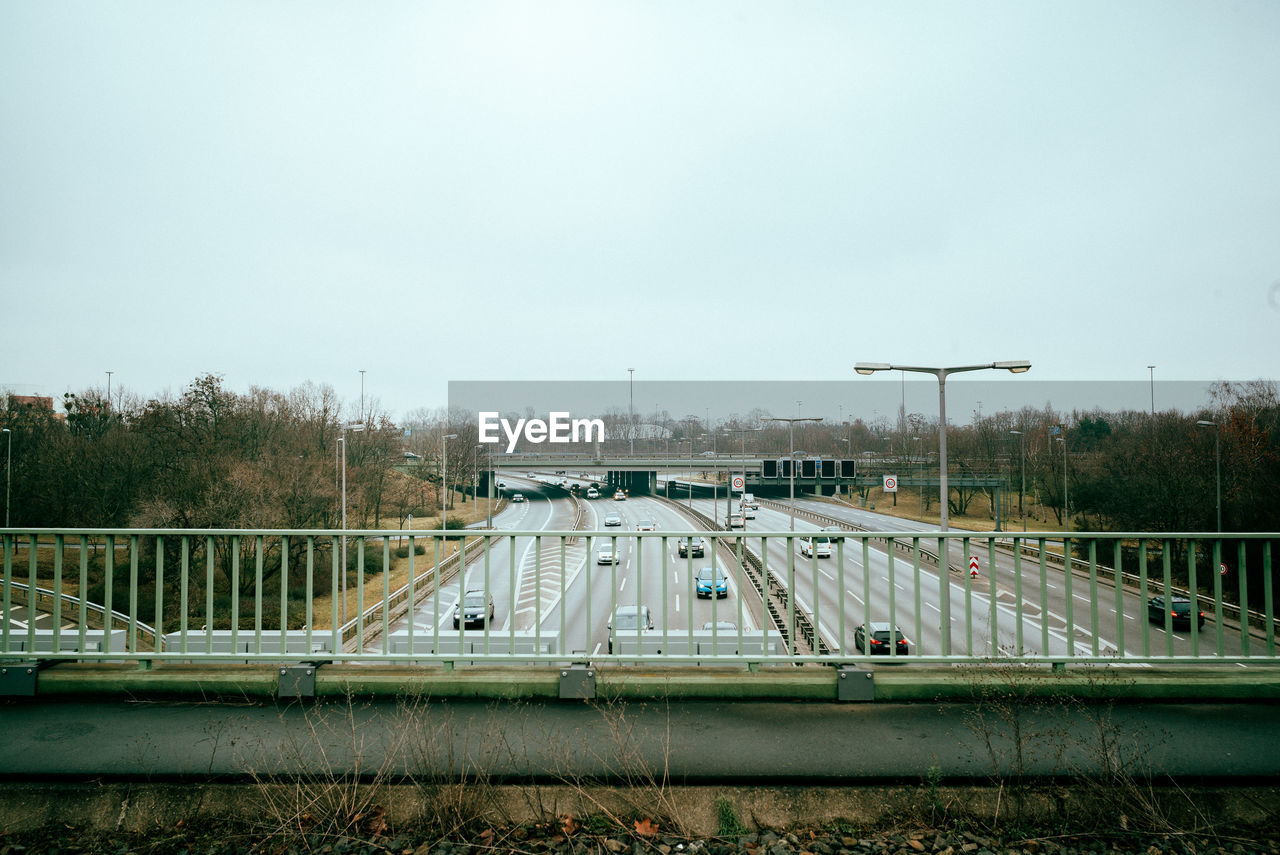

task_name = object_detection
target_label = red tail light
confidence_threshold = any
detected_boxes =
[869,638,882,645]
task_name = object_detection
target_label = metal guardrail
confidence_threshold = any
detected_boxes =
[3,528,1276,666]
[6,580,159,651]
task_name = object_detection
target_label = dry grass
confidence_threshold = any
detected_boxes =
[822,487,1067,533]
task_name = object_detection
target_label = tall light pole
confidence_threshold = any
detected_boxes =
[727,427,763,521]
[339,421,365,626]
[105,371,113,412]
[1009,429,1026,531]
[912,436,922,518]
[628,368,635,455]
[854,361,1031,530]
[1147,365,1156,415]
[1196,420,1222,532]
[440,433,458,536]
[764,416,822,531]
[1055,431,1069,534]
[360,369,367,422]
[473,444,483,520]
[2,428,11,527]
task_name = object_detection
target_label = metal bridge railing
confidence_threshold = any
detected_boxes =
[2,528,1276,666]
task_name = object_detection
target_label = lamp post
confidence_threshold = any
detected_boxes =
[1055,431,1069,534]
[764,416,822,531]
[440,433,458,536]
[339,421,365,626]
[359,369,367,423]
[1009,429,1026,531]
[628,368,635,455]
[839,437,850,501]
[485,444,494,528]
[473,444,484,521]
[912,436,922,518]
[727,427,763,523]
[1196,420,1222,532]
[854,361,1031,531]
[2,428,11,527]
[1147,365,1156,415]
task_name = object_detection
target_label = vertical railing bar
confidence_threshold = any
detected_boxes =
[1,535,11,654]
[485,535,494,657]
[101,534,113,655]
[230,535,240,654]
[330,536,340,656]
[254,535,264,655]
[52,535,64,653]
[660,536,668,653]
[279,535,290,655]
[761,535,771,651]
[637,532,646,661]
[886,537,896,658]
[584,533,592,658]
[986,538,998,658]
[381,538,391,655]
[1062,534,1074,660]
[911,538,921,661]
[1038,538,1049,657]
[504,533,514,654]
[735,535,745,654]
[787,536,796,656]
[1013,538,1023,655]
[1087,539,1099,658]
[1112,541,1124,657]
[204,535,214,655]
[356,537,365,653]
[1263,541,1274,658]
[154,536,164,655]
[305,537,314,653]
[836,537,846,654]
[961,538,972,656]
[127,534,139,655]
[179,537,190,655]
[1139,541,1150,657]
[79,536,90,653]
[810,542,820,655]
[686,538,695,657]
[1210,539,1224,657]
[432,536,441,651]
[559,534,566,655]
[861,536,871,659]
[1237,541,1250,658]
[406,535,416,655]
[1187,539,1201,658]
[1162,540,1174,657]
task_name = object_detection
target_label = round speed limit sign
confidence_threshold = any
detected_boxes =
[731,475,745,492]
[883,475,898,492]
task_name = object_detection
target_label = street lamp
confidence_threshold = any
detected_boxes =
[360,369,367,423]
[726,427,763,522]
[1196,420,1222,532]
[1147,365,1156,415]
[854,361,1031,530]
[763,416,822,531]
[440,433,458,535]
[1009,429,1026,532]
[628,368,635,455]
[911,436,922,518]
[339,421,365,626]
[1055,432,1069,534]
[2,428,11,527]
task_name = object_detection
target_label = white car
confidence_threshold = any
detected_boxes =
[742,506,757,519]
[614,490,627,501]
[597,547,617,565]
[636,520,656,531]
[586,487,600,499]
[604,513,623,526]
[728,513,745,529]
[799,536,832,558]
[510,493,525,503]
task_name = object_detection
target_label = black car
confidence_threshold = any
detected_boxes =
[453,590,495,628]
[1147,595,1205,630]
[854,622,910,655]
[677,537,705,558]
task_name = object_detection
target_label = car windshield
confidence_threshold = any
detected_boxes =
[639,520,653,527]
[463,593,486,608]
[613,611,645,630]
[873,630,904,643]
[1171,602,1191,615]
[697,567,724,582]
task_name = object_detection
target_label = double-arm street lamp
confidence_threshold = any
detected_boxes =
[725,427,763,523]
[338,421,365,626]
[854,362,1031,530]
[1196,420,1222,532]
[763,416,822,531]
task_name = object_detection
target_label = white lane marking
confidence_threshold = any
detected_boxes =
[1237,663,1248,668]
[1073,595,1091,603]
[675,595,680,613]
[846,589,864,604]
[925,602,940,613]
[674,571,679,584]
[895,584,905,591]
[620,577,627,592]
[819,568,834,581]
[592,642,601,655]
[1046,582,1058,590]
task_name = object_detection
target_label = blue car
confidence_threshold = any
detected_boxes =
[696,566,728,599]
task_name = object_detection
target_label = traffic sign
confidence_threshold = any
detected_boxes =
[883,475,898,493]
[969,556,980,577]
[1220,563,1229,576]
[731,475,745,492]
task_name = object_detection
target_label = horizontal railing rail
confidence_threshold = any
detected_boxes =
[2,528,1276,667]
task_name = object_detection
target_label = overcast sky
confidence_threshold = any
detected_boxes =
[3,1,1278,422]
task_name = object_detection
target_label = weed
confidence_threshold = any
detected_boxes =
[714,795,748,837]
